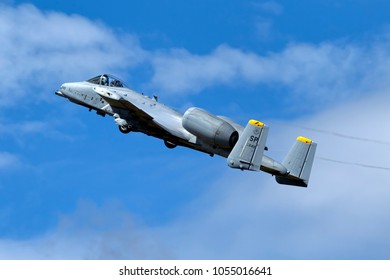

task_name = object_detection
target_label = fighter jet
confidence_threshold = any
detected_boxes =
[55,74,317,187]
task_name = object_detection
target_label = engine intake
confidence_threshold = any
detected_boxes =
[182,107,238,148]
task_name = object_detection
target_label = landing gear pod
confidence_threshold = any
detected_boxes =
[114,113,131,134]
[118,125,131,134]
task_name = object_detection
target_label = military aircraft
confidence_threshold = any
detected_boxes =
[55,74,317,187]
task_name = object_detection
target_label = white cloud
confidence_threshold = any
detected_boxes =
[3,3,390,110]
[149,38,390,107]
[0,4,146,106]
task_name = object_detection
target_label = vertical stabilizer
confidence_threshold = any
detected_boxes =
[227,120,269,171]
[276,136,317,187]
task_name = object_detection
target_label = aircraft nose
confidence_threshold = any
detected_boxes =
[55,84,67,97]
[55,90,64,97]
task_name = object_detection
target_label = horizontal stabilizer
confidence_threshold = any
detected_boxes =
[276,136,317,187]
[227,120,269,171]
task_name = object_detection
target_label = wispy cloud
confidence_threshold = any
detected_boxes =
[0,4,146,106]
[0,120,47,136]
[0,152,21,170]
[253,1,284,15]
[250,1,284,41]
[0,200,171,259]
[149,38,390,108]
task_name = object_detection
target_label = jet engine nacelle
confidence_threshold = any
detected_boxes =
[182,107,239,148]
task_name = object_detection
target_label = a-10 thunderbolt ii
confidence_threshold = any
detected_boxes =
[55,74,317,187]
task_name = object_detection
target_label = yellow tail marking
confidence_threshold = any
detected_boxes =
[297,136,313,144]
[249,119,264,127]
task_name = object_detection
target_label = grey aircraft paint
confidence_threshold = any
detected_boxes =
[56,74,317,187]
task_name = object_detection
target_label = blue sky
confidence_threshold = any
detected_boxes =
[1,0,390,259]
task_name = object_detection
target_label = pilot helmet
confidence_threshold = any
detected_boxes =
[101,75,108,85]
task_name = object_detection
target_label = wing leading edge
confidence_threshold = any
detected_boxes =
[93,86,154,121]
[93,86,196,146]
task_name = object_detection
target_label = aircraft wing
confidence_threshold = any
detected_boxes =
[93,86,153,121]
[93,86,187,141]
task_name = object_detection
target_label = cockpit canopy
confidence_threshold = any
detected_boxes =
[87,74,127,88]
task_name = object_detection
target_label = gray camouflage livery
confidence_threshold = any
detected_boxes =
[56,74,317,187]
